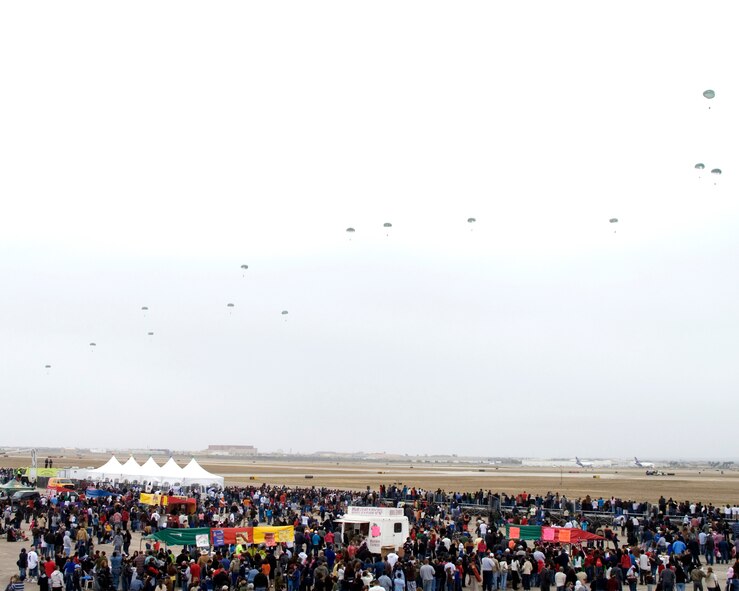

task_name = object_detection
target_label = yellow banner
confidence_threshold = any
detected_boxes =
[140,493,163,506]
[252,526,294,543]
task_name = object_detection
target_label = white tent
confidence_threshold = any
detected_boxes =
[84,455,222,488]
[159,457,184,485]
[139,457,163,483]
[180,458,224,488]
[119,456,143,483]
[88,456,124,481]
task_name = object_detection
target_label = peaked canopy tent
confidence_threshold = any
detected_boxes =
[119,456,144,483]
[180,458,224,488]
[139,457,163,483]
[159,458,185,486]
[83,456,223,489]
[0,479,35,493]
[88,456,124,481]
[87,455,169,484]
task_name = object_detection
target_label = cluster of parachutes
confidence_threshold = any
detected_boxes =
[345,216,622,238]
[229,269,288,318]
[44,89,724,372]
[341,91,722,249]
[696,90,722,184]
[346,219,478,239]
[695,163,722,177]
[66,281,287,366]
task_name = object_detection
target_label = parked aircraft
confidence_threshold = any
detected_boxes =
[634,456,655,468]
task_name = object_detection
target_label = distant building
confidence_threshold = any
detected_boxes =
[206,445,257,456]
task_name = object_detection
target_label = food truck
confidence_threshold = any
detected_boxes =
[335,506,409,553]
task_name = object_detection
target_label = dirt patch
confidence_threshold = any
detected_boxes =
[3,455,738,504]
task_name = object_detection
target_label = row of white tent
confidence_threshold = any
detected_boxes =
[85,456,224,488]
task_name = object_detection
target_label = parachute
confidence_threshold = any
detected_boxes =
[703,89,715,99]
[467,218,476,223]
[147,332,154,336]
[281,310,289,315]
[346,227,355,233]
[711,168,722,175]
[141,306,149,311]
[609,218,618,223]
[240,264,248,270]
[44,365,51,369]
[695,163,705,170]
[227,303,235,308]
[383,223,392,228]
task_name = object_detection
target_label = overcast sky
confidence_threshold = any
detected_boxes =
[1,2,738,460]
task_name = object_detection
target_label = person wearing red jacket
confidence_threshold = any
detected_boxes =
[44,559,56,579]
[620,551,633,580]
[188,561,201,586]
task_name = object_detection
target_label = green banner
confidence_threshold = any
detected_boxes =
[506,524,542,540]
[148,527,211,546]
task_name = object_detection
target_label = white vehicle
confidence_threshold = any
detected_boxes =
[336,506,409,553]
[634,457,655,468]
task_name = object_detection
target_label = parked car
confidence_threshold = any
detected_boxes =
[11,490,41,504]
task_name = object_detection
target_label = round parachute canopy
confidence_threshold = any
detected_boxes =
[695,163,705,170]
[383,222,392,228]
[703,89,715,99]
[227,303,235,308]
[281,310,289,315]
[89,342,96,347]
[346,227,355,233]
[240,264,248,270]
[147,332,154,336]
[45,365,51,369]
[467,217,476,223]
[711,168,722,175]
[609,218,618,223]
[141,306,149,311]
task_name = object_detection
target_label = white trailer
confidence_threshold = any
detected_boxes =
[336,506,409,553]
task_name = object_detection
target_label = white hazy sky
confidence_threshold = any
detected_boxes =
[1,2,738,459]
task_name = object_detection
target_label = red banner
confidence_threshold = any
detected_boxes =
[219,528,253,545]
